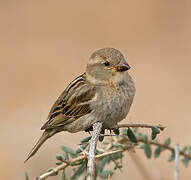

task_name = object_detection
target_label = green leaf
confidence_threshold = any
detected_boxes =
[140,133,148,141]
[96,149,103,155]
[113,143,121,149]
[99,136,104,142]
[56,161,62,165]
[121,128,127,135]
[113,129,120,135]
[127,128,137,143]
[140,143,146,149]
[71,163,86,180]
[61,145,77,158]
[158,125,165,131]
[99,130,105,142]
[101,129,105,134]
[151,126,160,140]
[164,137,171,146]
[154,147,162,158]
[99,170,113,179]
[168,151,175,162]
[103,141,109,145]
[110,152,123,160]
[63,151,69,160]
[61,170,68,180]
[75,148,82,154]
[180,146,188,153]
[144,143,152,159]
[181,157,190,167]
[188,146,191,154]
[81,136,92,143]
[56,155,63,161]
[99,156,110,172]
[24,171,29,180]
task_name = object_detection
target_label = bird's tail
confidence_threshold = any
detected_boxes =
[24,130,53,163]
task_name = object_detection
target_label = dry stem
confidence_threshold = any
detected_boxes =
[139,139,191,160]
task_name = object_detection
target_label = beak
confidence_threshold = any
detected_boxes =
[112,60,131,72]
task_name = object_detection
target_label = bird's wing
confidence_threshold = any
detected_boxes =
[41,73,96,130]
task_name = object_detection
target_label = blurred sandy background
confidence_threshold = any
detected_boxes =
[1,0,191,179]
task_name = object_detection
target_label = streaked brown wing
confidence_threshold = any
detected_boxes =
[41,73,96,130]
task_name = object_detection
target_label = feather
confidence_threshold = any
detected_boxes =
[41,73,96,130]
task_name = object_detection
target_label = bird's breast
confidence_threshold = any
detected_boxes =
[92,78,135,127]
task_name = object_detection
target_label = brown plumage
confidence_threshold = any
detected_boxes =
[41,74,96,130]
[25,48,135,162]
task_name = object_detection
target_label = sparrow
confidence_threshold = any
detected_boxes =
[25,48,135,162]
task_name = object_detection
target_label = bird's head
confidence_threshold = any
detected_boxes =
[86,48,131,84]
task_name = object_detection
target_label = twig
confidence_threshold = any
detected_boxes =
[37,138,191,180]
[79,146,89,155]
[87,122,103,180]
[174,144,179,180]
[35,123,191,180]
[100,134,117,136]
[139,139,191,160]
[110,123,165,131]
[37,149,123,180]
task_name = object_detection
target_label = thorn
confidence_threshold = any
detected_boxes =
[79,147,89,156]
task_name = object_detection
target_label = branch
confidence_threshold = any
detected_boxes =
[35,123,191,180]
[37,149,123,180]
[37,137,191,180]
[87,122,103,180]
[111,123,165,131]
[139,139,191,160]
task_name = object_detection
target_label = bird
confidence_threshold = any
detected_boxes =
[25,48,135,162]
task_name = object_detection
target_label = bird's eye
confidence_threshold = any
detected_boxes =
[104,61,110,66]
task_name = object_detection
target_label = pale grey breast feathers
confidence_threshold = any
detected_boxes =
[90,73,135,128]
[41,73,96,130]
